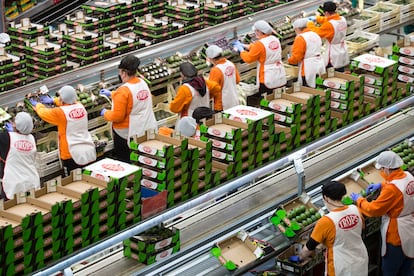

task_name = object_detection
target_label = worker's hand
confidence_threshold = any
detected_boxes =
[308,16,316,22]
[350,192,361,202]
[39,95,54,105]
[100,108,107,116]
[366,183,381,194]
[231,40,245,53]
[288,255,302,263]
[5,122,13,132]
[100,89,111,98]
[29,98,38,106]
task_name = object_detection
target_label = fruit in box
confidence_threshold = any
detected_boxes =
[391,141,414,167]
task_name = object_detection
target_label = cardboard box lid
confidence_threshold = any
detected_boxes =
[0,216,20,227]
[353,53,397,69]
[223,105,273,122]
[84,158,140,178]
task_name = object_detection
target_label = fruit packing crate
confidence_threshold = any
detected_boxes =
[346,30,380,55]
[0,51,27,89]
[153,102,177,128]
[35,131,62,177]
[349,10,381,35]
[392,37,414,84]
[123,225,180,265]
[388,0,414,23]
[366,2,401,31]
[7,19,50,44]
[276,243,325,275]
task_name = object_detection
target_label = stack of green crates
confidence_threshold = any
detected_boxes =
[64,11,105,34]
[392,40,414,88]
[350,54,399,112]
[0,51,27,93]
[83,158,142,231]
[123,225,180,265]
[16,0,36,13]
[133,15,173,43]
[185,138,213,197]
[222,105,276,171]
[101,32,145,60]
[0,221,20,275]
[62,27,106,66]
[203,0,248,26]
[130,134,190,207]
[316,71,364,126]
[79,1,126,34]
[119,0,166,19]
[8,19,49,46]
[165,1,204,35]
[247,0,273,13]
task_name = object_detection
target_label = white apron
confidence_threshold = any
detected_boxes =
[123,80,157,143]
[325,17,349,69]
[257,35,286,89]
[326,205,368,276]
[176,83,210,128]
[298,31,326,88]
[61,104,96,165]
[2,132,40,199]
[216,60,239,110]
[380,175,414,257]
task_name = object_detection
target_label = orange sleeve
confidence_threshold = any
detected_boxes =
[356,183,404,245]
[235,66,241,84]
[307,20,334,42]
[240,40,266,83]
[208,66,224,88]
[288,36,306,75]
[103,86,132,129]
[158,127,174,136]
[316,15,328,24]
[35,104,72,160]
[206,79,222,111]
[169,85,192,116]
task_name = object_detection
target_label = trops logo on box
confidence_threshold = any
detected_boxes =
[101,163,125,171]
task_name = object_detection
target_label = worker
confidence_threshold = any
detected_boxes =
[192,106,215,124]
[100,54,157,163]
[351,151,414,275]
[0,112,40,200]
[307,1,349,72]
[233,20,286,106]
[205,44,241,110]
[288,18,326,88]
[32,86,96,176]
[291,180,368,275]
[169,62,221,124]
[176,116,198,138]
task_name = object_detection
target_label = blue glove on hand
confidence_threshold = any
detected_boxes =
[100,89,111,98]
[289,255,301,263]
[29,98,38,106]
[366,183,381,194]
[232,40,244,53]
[39,95,54,105]
[308,16,316,22]
[350,192,361,202]
[100,108,107,116]
[5,122,13,132]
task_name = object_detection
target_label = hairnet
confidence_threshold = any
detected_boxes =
[252,20,273,34]
[323,1,337,12]
[375,151,403,169]
[321,180,346,201]
[59,85,77,104]
[292,18,309,29]
[15,112,34,134]
[119,55,140,71]
[192,106,214,123]
[180,62,198,78]
[206,45,223,59]
[177,116,197,137]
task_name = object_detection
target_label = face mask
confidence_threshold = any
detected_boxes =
[118,74,122,83]
[206,61,212,67]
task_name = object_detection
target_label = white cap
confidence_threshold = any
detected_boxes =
[0,33,10,44]
[15,112,34,134]
[375,151,404,169]
[292,18,309,29]
[206,45,223,59]
[177,116,197,137]
[252,20,273,34]
[59,85,77,104]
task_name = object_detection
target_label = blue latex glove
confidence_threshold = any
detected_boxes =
[5,122,13,132]
[100,89,111,98]
[366,183,381,194]
[232,40,244,53]
[39,95,54,105]
[289,255,301,263]
[100,108,107,116]
[29,98,38,106]
[350,192,361,202]
[308,16,316,22]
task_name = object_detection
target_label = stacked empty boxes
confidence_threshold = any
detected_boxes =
[123,225,180,265]
[134,15,173,43]
[350,54,399,111]
[0,48,26,93]
[392,38,414,87]
[117,0,166,19]
[316,71,364,126]
[165,0,204,34]
[16,0,37,13]
[203,0,248,26]
[247,0,273,13]
[102,31,144,59]
[0,196,55,274]
[130,133,190,207]
[83,158,142,231]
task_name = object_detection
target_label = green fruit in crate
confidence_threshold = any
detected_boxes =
[309,207,316,214]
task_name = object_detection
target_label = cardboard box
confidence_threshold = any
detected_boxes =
[141,187,167,219]
[276,243,324,274]
[212,231,265,271]
[351,54,398,75]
